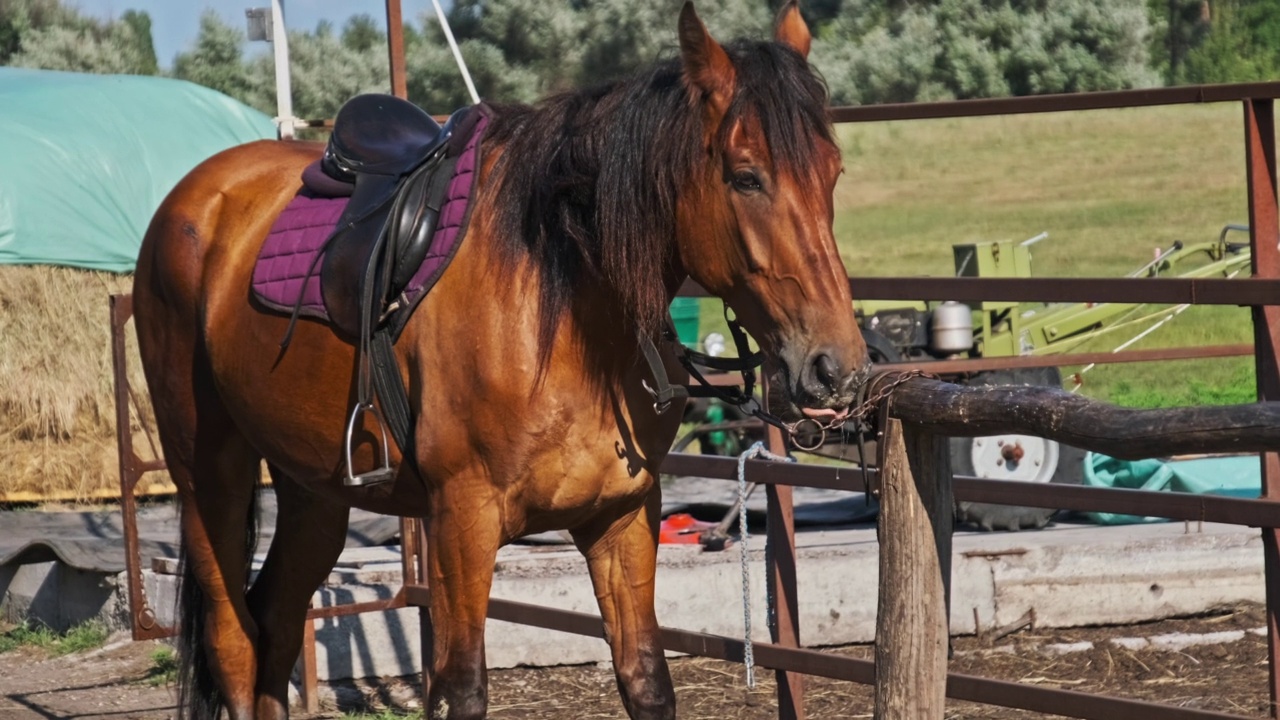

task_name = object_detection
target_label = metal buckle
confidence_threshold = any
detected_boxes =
[343,401,396,486]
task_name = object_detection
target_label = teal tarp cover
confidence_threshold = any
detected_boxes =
[0,68,275,272]
[1084,452,1261,525]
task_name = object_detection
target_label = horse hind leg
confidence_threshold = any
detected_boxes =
[571,486,676,720]
[172,400,265,720]
[247,465,350,719]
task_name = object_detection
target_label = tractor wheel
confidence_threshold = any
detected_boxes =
[951,368,1086,531]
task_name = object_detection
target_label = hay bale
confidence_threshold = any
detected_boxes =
[0,265,165,501]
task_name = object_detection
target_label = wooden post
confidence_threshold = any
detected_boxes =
[874,418,952,720]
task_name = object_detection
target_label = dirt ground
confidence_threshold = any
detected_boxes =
[0,604,1270,719]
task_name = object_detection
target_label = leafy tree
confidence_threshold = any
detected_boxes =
[812,0,1158,105]
[8,8,157,75]
[0,0,84,63]
[1179,0,1275,82]
[121,9,157,74]
[342,13,383,53]
[249,21,389,119]
[171,11,267,110]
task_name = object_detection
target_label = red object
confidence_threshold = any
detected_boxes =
[659,513,717,544]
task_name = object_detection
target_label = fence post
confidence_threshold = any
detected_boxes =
[764,376,804,720]
[1245,96,1280,720]
[874,418,952,720]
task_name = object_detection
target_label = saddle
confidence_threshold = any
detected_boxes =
[319,94,472,339]
[282,94,481,487]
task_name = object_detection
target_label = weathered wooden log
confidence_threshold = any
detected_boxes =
[874,419,952,720]
[887,376,1280,460]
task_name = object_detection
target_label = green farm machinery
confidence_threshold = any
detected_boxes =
[677,224,1253,531]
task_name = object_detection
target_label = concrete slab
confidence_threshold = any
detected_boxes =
[10,519,1266,682]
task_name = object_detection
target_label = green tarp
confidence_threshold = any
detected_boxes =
[0,68,275,272]
[1084,452,1261,524]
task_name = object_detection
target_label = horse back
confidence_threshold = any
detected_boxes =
[137,140,321,307]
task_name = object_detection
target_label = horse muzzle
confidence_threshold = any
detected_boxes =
[772,348,872,420]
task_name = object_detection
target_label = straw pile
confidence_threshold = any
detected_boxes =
[0,265,164,502]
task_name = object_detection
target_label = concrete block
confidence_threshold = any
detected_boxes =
[0,561,126,631]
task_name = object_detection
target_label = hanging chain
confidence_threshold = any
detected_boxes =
[735,441,793,689]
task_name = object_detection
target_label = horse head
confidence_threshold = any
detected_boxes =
[673,2,870,421]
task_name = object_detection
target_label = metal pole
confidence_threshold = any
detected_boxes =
[762,376,804,720]
[385,0,408,99]
[270,0,295,138]
[1244,97,1280,719]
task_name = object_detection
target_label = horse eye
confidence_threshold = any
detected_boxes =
[732,170,762,193]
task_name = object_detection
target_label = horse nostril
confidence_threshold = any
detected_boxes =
[813,353,839,392]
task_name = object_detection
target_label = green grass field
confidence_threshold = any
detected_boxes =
[696,102,1270,407]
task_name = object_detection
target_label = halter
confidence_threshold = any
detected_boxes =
[638,305,932,451]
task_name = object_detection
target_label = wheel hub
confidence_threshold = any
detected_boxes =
[970,434,1059,483]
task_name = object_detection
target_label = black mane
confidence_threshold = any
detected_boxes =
[485,39,834,359]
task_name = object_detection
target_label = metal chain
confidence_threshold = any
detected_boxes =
[735,441,793,689]
[848,369,934,425]
[765,369,934,450]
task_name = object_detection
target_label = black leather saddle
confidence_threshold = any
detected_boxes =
[289,94,476,487]
[318,94,469,339]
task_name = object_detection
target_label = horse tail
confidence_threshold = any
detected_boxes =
[176,484,261,720]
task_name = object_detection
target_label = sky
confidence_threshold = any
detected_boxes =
[70,0,439,68]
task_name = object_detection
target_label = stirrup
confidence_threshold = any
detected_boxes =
[343,401,396,486]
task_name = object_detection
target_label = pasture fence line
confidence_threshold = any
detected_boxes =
[107,82,1280,718]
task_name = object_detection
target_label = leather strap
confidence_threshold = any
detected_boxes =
[638,310,766,413]
[371,330,415,465]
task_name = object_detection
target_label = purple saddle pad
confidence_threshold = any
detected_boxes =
[251,110,489,328]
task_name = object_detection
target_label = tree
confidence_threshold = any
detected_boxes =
[342,13,383,53]
[811,0,1158,105]
[8,8,158,75]
[121,9,157,74]
[250,21,389,119]
[172,11,268,111]
[0,0,84,64]
[1179,0,1275,83]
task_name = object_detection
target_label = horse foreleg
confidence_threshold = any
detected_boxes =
[572,486,676,720]
[246,468,350,719]
[424,486,503,720]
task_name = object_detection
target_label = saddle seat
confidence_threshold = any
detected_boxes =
[322,94,447,180]
[316,95,473,341]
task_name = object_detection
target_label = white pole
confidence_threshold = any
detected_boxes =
[271,0,296,139]
[432,0,480,104]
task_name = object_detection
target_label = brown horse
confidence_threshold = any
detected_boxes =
[133,3,868,719]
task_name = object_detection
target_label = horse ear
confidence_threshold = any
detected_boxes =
[678,2,735,116]
[774,0,811,59]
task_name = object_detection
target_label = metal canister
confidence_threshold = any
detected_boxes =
[930,301,974,354]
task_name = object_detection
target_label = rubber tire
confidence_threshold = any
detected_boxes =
[951,368,1086,531]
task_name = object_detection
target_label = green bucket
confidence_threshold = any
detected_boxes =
[669,297,701,346]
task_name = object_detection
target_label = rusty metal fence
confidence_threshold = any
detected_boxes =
[108,81,1280,718]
